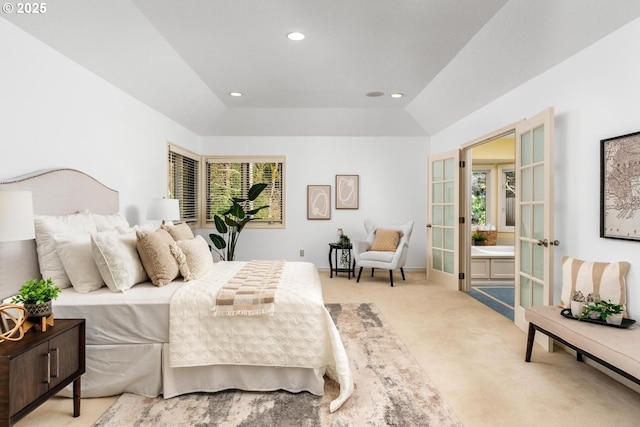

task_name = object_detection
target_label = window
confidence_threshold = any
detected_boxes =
[204,156,285,228]
[498,165,515,231]
[168,144,200,225]
[471,168,493,226]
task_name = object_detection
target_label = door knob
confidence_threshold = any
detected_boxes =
[550,240,560,246]
[536,239,548,247]
[426,224,432,228]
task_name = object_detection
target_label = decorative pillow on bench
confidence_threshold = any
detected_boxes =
[560,256,630,309]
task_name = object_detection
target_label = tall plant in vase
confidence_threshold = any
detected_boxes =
[209,183,269,261]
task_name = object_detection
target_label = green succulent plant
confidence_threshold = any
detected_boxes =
[11,278,61,305]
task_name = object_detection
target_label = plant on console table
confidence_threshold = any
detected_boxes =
[209,183,269,261]
[11,277,61,318]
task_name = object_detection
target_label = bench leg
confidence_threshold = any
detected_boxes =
[525,322,536,362]
[576,351,583,362]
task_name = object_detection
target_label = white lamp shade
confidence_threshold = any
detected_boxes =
[147,198,180,222]
[0,190,35,242]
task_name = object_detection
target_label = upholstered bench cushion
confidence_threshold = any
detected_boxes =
[526,305,640,380]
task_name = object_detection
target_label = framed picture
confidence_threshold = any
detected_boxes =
[336,175,359,209]
[600,131,640,240]
[307,185,331,220]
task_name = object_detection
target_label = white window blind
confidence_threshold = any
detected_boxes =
[168,144,199,225]
[205,156,285,228]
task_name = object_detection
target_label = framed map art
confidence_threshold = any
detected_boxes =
[600,131,640,241]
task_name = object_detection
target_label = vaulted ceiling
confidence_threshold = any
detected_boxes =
[4,1,640,136]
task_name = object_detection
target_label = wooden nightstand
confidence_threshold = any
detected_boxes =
[0,318,85,427]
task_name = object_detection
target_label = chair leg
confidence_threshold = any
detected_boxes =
[371,268,375,277]
[400,267,406,281]
[389,270,394,287]
[357,267,363,283]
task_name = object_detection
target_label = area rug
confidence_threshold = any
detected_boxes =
[469,284,514,320]
[93,303,462,427]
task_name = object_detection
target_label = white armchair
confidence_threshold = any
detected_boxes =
[353,219,414,287]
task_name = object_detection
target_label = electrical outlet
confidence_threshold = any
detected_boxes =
[299,249,304,257]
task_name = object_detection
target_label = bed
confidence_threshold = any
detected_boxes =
[0,168,353,412]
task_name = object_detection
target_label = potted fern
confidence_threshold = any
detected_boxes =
[11,278,61,318]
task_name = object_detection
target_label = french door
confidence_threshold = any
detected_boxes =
[427,150,460,289]
[514,107,556,340]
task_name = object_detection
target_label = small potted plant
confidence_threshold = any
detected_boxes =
[471,231,486,246]
[580,299,624,325]
[11,278,61,319]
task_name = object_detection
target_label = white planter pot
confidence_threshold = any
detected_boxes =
[570,301,586,318]
[605,313,623,326]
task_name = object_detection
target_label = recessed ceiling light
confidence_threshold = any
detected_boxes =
[287,32,305,41]
[366,91,385,97]
[229,92,243,97]
[390,93,404,98]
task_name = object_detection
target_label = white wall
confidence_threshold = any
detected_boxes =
[199,137,429,270]
[429,17,640,316]
[0,19,200,225]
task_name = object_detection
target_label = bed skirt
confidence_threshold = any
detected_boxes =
[59,343,326,399]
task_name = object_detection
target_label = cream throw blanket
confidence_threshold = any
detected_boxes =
[213,260,283,316]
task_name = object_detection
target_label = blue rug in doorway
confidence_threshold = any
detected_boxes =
[469,285,514,320]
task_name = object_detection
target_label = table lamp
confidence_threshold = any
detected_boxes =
[147,198,180,225]
[0,190,35,342]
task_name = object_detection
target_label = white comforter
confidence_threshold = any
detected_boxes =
[169,261,353,412]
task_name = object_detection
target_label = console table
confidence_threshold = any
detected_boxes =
[328,242,355,279]
[0,318,85,426]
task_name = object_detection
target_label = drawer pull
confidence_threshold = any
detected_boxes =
[43,353,50,384]
[51,348,59,378]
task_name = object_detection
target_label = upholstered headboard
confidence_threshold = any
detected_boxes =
[0,168,119,300]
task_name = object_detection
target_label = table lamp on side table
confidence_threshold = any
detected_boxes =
[147,197,180,226]
[0,190,35,342]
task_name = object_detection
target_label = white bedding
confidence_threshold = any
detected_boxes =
[54,279,187,345]
[170,261,353,412]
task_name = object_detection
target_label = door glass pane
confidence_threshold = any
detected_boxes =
[433,182,443,203]
[433,249,442,271]
[533,125,544,163]
[533,204,544,240]
[521,205,531,238]
[520,276,531,308]
[444,182,454,203]
[433,205,443,226]
[444,228,454,250]
[520,240,531,274]
[532,244,544,280]
[521,132,532,166]
[471,171,487,225]
[521,168,532,202]
[533,281,544,306]
[444,158,454,180]
[444,251,454,274]
[433,160,443,181]
[533,165,544,202]
[432,227,443,248]
[444,205,454,226]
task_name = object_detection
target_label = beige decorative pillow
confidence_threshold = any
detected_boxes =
[560,256,630,308]
[174,235,214,280]
[135,228,180,287]
[370,229,401,252]
[162,222,194,241]
[169,243,194,281]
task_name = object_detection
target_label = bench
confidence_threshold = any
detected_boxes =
[525,305,640,386]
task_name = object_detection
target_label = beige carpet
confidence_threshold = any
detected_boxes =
[92,303,462,427]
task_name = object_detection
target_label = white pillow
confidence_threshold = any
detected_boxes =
[91,229,148,292]
[54,234,104,293]
[34,211,97,289]
[91,211,130,232]
[174,235,214,280]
